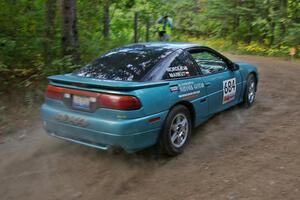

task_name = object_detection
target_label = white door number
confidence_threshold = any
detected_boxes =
[223,78,236,104]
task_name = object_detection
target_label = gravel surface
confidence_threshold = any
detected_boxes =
[1,54,300,200]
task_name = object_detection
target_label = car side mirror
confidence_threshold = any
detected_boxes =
[230,63,239,71]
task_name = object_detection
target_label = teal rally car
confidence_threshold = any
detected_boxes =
[41,42,258,156]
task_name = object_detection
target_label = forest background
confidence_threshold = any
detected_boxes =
[1,0,299,91]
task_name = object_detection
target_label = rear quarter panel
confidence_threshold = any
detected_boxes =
[136,77,209,127]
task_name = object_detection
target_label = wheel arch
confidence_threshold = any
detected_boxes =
[169,101,196,127]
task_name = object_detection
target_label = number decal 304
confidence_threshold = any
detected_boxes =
[223,78,236,104]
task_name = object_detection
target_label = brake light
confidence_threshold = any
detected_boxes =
[45,85,63,100]
[98,93,141,110]
[45,85,141,110]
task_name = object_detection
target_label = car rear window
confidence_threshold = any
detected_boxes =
[74,46,174,81]
[162,50,199,80]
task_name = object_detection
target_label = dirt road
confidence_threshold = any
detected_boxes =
[1,55,300,200]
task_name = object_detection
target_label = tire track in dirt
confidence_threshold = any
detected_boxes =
[1,55,300,200]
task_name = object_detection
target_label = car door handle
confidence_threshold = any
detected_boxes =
[200,98,207,103]
[204,82,211,87]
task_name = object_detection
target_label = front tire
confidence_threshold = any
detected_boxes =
[243,74,257,108]
[159,105,192,156]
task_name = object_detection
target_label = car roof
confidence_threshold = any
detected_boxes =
[124,42,202,50]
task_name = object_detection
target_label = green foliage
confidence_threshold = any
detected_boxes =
[43,56,80,76]
[187,37,296,57]
[284,23,300,46]
[0,0,299,93]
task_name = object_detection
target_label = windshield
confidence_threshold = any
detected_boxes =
[73,46,174,81]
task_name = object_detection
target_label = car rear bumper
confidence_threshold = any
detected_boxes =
[41,104,168,152]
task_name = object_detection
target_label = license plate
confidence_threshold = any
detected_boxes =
[72,95,90,110]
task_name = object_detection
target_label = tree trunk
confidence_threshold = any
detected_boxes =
[61,0,80,63]
[134,12,138,43]
[269,21,275,46]
[232,0,240,44]
[44,0,57,65]
[193,0,200,13]
[145,18,150,42]
[279,0,288,40]
[103,0,110,38]
[246,0,255,44]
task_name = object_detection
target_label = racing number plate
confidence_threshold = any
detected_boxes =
[72,95,90,110]
[223,78,236,104]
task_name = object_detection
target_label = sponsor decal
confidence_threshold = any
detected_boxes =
[179,82,194,92]
[177,82,205,98]
[166,66,188,72]
[179,91,200,98]
[166,65,190,78]
[178,82,204,92]
[223,78,236,104]
[168,71,190,78]
[170,85,179,92]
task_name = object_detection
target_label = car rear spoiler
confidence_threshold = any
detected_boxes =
[48,74,169,91]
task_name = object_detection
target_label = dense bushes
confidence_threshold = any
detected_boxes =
[0,0,299,92]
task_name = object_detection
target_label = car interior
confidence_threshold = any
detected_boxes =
[189,50,228,75]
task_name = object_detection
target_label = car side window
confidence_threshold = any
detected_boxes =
[190,51,228,75]
[163,51,199,80]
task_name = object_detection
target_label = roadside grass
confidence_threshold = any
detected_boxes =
[184,37,300,59]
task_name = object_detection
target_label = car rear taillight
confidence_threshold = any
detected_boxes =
[98,93,141,110]
[45,85,141,111]
[45,85,63,100]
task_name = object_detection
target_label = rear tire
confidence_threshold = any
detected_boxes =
[159,105,192,156]
[243,74,257,108]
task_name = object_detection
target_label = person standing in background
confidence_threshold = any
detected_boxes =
[157,15,173,41]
